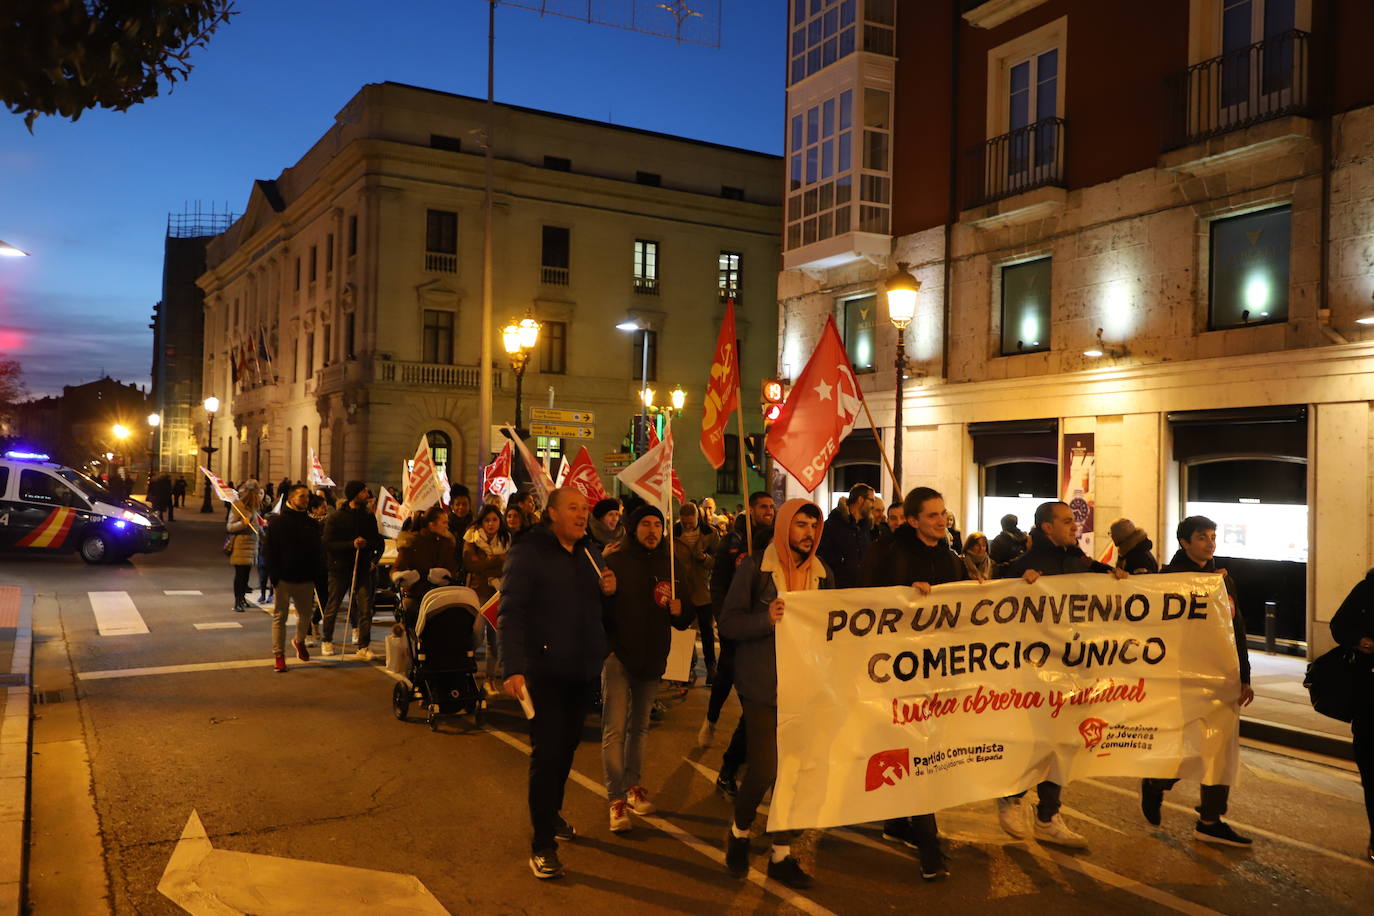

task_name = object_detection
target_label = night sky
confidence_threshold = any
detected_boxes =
[0,0,783,398]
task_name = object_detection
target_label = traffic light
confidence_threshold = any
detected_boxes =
[745,433,766,473]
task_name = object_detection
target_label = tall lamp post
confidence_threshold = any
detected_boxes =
[199,396,220,513]
[147,412,161,479]
[885,263,920,499]
[502,314,541,433]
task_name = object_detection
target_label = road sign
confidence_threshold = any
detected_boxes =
[530,422,595,439]
[529,407,595,424]
[603,452,633,464]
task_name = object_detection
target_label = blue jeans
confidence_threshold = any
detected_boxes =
[601,654,659,802]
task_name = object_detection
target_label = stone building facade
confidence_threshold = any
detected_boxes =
[778,0,1374,654]
[198,82,781,501]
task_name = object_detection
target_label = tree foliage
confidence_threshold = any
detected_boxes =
[0,1,237,130]
[0,359,27,411]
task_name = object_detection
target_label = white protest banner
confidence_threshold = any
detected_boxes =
[768,572,1241,832]
[375,487,405,539]
[406,436,443,511]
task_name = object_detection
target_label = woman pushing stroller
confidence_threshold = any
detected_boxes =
[391,506,460,623]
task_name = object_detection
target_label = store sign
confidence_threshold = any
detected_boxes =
[1062,433,1095,559]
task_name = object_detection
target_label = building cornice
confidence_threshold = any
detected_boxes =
[962,0,1051,30]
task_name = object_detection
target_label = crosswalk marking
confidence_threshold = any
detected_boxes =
[164,590,203,596]
[88,591,149,636]
[193,622,242,631]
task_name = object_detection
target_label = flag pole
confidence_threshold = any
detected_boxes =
[858,397,901,502]
[667,417,677,601]
[733,336,752,557]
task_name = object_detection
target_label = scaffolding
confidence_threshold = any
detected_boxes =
[167,202,237,239]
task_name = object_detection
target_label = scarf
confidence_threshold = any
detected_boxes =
[761,498,825,592]
[962,553,992,579]
[463,523,508,558]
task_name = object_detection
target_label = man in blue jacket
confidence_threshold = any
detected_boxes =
[500,487,617,880]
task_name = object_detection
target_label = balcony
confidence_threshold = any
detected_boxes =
[541,265,570,286]
[962,117,1065,211]
[1165,30,1310,151]
[633,276,659,296]
[375,360,503,390]
[424,251,457,273]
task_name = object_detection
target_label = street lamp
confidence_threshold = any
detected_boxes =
[200,396,220,513]
[670,385,686,413]
[885,262,921,498]
[502,313,541,432]
[147,412,161,478]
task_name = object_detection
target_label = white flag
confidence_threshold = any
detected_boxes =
[375,487,405,539]
[270,493,284,515]
[309,447,335,488]
[501,426,556,504]
[436,462,452,507]
[406,435,443,512]
[199,466,238,504]
[615,424,676,513]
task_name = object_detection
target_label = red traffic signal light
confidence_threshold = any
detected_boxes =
[761,378,784,404]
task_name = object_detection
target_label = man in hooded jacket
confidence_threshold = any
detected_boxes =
[718,498,833,890]
[601,505,692,833]
[989,513,1029,565]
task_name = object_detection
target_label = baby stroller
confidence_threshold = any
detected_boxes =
[390,585,486,730]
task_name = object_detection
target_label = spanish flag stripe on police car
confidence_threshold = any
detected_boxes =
[17,507,77,549]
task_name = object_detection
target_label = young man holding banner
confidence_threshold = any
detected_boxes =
[718,498,833,889]
[996,500,1127,847]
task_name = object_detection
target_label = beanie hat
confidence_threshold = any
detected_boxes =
[625,504,665,545]
[344,480,367,501]
[1000,513,1019,533]
[592,498,621,520]
[1109,518,1137,546]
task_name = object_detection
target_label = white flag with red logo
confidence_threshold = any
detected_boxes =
[559,446,608,504]
[645,422,687,505]
[766,315,865,492]
[199,466,237,503]
[309,447,335,488]
[406,435,443,512]
[617,423,679,512]
[502,426,556,504]
[481,440,516,503]
[375,486,405,539]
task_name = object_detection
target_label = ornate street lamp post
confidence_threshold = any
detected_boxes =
[147,412,161,478]
[502,313,541,433]
[885,263,920,498]
[200,396,220,513]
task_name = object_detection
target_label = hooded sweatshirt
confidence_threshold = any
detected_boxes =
[603,506,692,680]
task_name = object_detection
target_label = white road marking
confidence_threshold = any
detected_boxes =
[78,655,374,680]
[682,757,1225,916]
[192,623,242,631]
[87,591,149,636]
[163,590,203,596]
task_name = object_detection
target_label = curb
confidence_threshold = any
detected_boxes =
[0,588,33,916]
[1240,715,1354,761]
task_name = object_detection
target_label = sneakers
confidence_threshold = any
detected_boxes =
[233,602,246,613]
[997,797,1029,839]
[918,842,950,881]
[273,653,286,673]
[553,815,576,841]
[766,855,813,889]
[626,785,656,815]
[724,830,751,878]
[292,638,309,662]
[352,627,360,644]
[1140,780,1164,826]
[354,646,375,661]
[715,771,738,799]
[697,718,717,748]
[1193,819,1253,847]
[609,800,631,833]
[305,635,318,648]
[529,849,564,879]
[321,641,336,656]
[1034,813,1088,848]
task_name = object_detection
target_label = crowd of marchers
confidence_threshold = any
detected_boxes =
[217,475,1374,886]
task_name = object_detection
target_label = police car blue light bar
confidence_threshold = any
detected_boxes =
[4,450,50,461]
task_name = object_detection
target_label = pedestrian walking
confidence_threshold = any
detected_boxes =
[393,505,460,623]
[989,513,1029,565]
[1139,516,1254,846]
[173,476,188,507]
[226,481,264,613]
[816,483,873,588]
[265,485,324,672]
[601,505,691,833]
[447,483,475,542]
[462,504,508,604]
[675,502,720,680]
[1330,569,1374,863]
[505,505,529,544]
[500,487,617,880]
[960,532,993,580]
[718,498,833,889]
[996,500,1127,847]
[1109,517,1160,574]
[590,498,624,548]
[321,481,384,659]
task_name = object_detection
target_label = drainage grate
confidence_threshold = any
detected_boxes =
[0,673,28,687]
[34,689,65,705]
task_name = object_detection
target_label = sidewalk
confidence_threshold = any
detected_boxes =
[0,586,32,915]
[1242,651,1354,759]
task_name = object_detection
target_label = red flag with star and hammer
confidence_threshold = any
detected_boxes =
[765,316,865,492]
[699,299,741,469]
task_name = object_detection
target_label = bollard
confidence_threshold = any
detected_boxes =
[1263,600,1278,653]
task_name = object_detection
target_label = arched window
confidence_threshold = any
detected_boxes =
[427,430,451,481]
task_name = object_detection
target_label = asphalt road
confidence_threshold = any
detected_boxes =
[8,517,1374,914]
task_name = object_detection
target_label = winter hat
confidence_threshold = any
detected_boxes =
[592,498,621,520]
[1000,513,1020,533]
[1109,518,1137,546]
[344,480,367,501]
[625,504,666,546]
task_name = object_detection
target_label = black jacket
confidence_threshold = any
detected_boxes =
[817,505,871,589]
[604,529,692,680]
[989,529,1029,565]
[1162,549,1251,685]
[711,516,773,610]
[997,528,1113,578]
[1118,537,1160,575]
[861,524,966,588]
[264,505,324,584]
[322,504,383,573]
[498,525,610,683]
[1332,572,1374,647]
[718,550,835,706]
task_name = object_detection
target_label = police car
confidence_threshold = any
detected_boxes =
[0,451,170,563]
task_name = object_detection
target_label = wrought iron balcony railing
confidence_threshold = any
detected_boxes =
[963,117,1065,210]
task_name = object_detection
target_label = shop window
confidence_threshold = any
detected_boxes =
[1209,205,1291,329]
[426,430,451,479]
[1001,258,1052,355]
[981,461,1057,537]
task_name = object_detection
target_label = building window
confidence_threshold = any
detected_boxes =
[544,155,571,171]
[840,295,875,373]
[347,215,357,256]
[632,330,658,382]
[535,436,564,467]
[636,171,661,187]
[344,312,356,360]
[721,185,745,201]
[423,309,454,364]
[633,240,659,295]
[309,246,317,283]
[718,251,742,303]
[325,233,334,274]
[717,432,741,494]
[305,332,315,379]
[1001,258,1052,355]
[540,320,567,375]
[786,86,874,251]
[430,134,462,152]
[426,430,451,479]
[293,257,300,291]
[862,0,895,56]
[322,324,332,367]
[789,0,859,85]
[541,226,570,285]
[425,209,458,273]
[1209,205,1291,329]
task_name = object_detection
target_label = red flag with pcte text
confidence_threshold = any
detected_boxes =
[765,315,865,492]
[699,299,741,469]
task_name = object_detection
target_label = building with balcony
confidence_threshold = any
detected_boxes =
[198,81,781,500]
[777,0,1374,655]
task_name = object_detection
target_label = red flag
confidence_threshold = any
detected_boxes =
[560,446,608,504]
[503,426,556,503]
[481,591,501,631]
[481,441,515,502]
[766,316,865,492]
[645,423,686,505]
[700,299,741,469]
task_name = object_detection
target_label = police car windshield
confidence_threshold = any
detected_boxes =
[55,469,111,503]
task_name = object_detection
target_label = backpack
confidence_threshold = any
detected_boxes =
[1302,646,1358,723]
